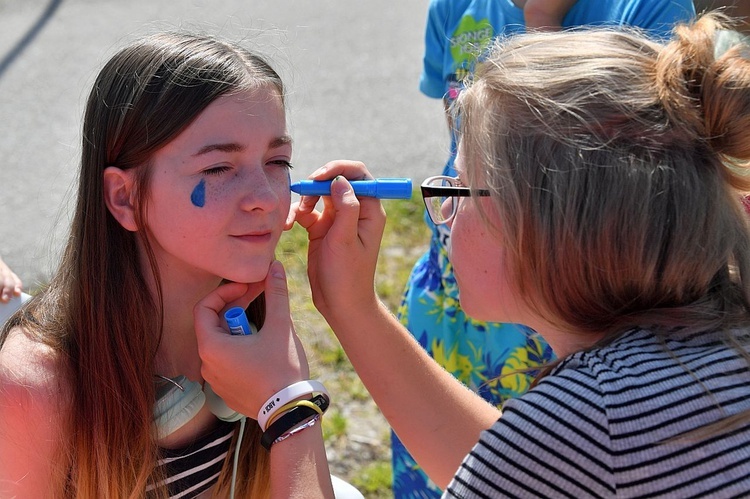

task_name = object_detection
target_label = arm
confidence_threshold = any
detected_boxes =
[0,328,67,496]
[292,161,500,488]
[695,1,750,34]
[0,256,22,303]
[269,424,332,498]
[194,263,333,498]
[523,0,578,30]
[328,299,499,488]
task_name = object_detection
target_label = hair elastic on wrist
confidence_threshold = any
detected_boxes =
[257,380,329,431]
[264,396,326,429]
[261,405,319,450]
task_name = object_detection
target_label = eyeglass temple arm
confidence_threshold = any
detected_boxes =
[420,186,489,197]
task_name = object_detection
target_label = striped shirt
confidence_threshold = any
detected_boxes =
[148,420,234,498]
[446,328,750,498]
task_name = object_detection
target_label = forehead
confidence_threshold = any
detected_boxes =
[156,87,289,159]
[190,88,286,134]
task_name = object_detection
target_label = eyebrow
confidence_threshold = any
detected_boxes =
[192,135,293,157]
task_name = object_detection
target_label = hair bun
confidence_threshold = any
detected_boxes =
[656,13,750,187]
[654,14,719,139]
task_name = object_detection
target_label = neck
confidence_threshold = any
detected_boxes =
[515,311,605,359]
[141,250,222,381]
[538,328,605,358]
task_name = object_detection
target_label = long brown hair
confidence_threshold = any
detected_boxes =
[1,32,282,497]
[456,11,750,380]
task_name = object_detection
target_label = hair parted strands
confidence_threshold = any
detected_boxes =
[457,13,750,347]
[1,32,282,497]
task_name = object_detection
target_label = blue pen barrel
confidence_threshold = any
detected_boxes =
[369,178,413,199]
[290,178,412,199]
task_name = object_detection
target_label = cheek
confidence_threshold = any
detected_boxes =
[273,169,291,196]
[450,211,508,313]
[270,170,292,213]
[185,169,291,217]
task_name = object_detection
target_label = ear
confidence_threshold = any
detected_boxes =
[103,166,138,232]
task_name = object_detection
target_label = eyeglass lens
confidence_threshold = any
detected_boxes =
[426,177,455,224]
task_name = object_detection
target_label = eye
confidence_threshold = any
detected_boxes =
[268,160,294,169]
[202,166,232,176]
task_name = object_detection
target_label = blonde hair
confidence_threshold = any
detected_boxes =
[1,32,278,497]
[457,13,750,339]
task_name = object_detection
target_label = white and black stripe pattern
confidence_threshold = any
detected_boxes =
[445,329,750,498]
[148,420,235,498]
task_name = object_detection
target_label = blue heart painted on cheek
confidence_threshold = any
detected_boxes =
[191,179,206,208]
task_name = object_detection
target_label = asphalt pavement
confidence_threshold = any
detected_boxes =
[0,0,447,286]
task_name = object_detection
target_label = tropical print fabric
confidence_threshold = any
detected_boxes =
[392,231,552,498]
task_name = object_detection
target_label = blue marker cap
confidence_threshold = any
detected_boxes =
[290,178,412,199]
[224,306,254,335]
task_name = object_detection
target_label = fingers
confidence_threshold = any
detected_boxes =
[263,261,310,380]
[293,160,372,223]
[289,158,385,233]
[237,281,265,308]
[0,263,23,303]
[327,176,364,245]
[194,282,251,338]
[1,285,22,302]
[260,260,292,334]
[309,160,372,182]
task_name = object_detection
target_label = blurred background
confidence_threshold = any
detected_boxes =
[0,0,446,287]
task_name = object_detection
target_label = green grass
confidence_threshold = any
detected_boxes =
[277,193,430,498]
[350,462,395,499]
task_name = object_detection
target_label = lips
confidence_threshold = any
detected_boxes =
[231,230,273,243]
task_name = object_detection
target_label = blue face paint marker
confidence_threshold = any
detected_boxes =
[224,306,255,335]
[191,179,206,207]
[290,178,412,199]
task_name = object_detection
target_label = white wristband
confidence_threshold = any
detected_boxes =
[257,380,329,431]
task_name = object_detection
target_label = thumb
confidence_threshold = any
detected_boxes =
[261,260,291,332]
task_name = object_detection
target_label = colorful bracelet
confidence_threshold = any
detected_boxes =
[257,380,329,431]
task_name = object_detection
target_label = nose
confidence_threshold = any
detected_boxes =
[239,168,282,212]
[441,196,455,226]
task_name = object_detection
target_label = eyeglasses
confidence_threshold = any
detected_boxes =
[420,175,491,225]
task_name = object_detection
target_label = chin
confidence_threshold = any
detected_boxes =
[221,262,273,284]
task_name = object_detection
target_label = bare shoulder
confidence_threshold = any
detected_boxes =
[0,324,69,403]
[0,325,71,495]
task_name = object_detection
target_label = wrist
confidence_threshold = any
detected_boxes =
[261,393,330,450]
[258,379,330,431]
